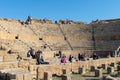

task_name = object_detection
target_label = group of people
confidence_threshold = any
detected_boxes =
[60,52,100,64]
[60,55,78,64]
[16,47,100,65]
[27,47,44,64]
[59,19,71,24]
[23,16,73,25]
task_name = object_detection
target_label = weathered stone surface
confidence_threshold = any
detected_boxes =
[107,66,114,74]
[44,72,52,80]
[95,69,102,77]
[78,67,85,74]
[105,75,117,80]
[102,64,107,70]
[3,54,17,62]
[0,56,3,62]
[117,71,120,77]
[90,66,96,71]
[62,74,71,80]
[18,60,30,69]
[110,63,116,67]
[117,65,120,71]
[16,73,24,80]
[23,73,32,80]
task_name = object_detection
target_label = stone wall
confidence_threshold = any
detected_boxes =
[0,31,15,40]
[43,36,65,41]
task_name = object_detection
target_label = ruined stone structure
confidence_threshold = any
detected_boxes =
[0,18,120,80]
[0,18,120,55]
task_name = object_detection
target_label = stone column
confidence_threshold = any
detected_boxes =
[117,62,120,65]
[62,69,71,75]
[102,64,107,70]
[117,71,120,77]
[62,74,71,80]
[107,66,114,74]
[62,69,67,74]
[117,65,120,71]
[44,72,52,80]
[78,67,85,74]
[90,66,96,71]
[95,69,102,77]
[110,63,116,68]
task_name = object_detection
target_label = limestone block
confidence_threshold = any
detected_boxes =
[105,75,117,80]
[62,69,71,75]
[19,34,39,41]
[23,73,32,80]
[37,67,45,79]
[117,65,120,71]
[110,63,116,67]
[18,60,30,69]
[28,65,38,72]
[107,66,114,74]
[43,51,56,59]
[95,69,102,77]
[0,61,18,69]
[29,59,37,65]
[9,62,18,69]
[7,73,23,80]
[62,74,71,80]
[68,36,91,41]
[16,73,24,80]
[117,62,120,65]
[0,56,3,62]
[117,71,120,77]
[50,65,62,75]
[30,71,37,79]
[3,54,17,62]
[0,32,15,40]
[0,51,7,56]
[37,65,58,79]
[71,62,80,72]
[44,72,52,80]
[43,36,64,41]
[102,64,107,70]
[19,53,27,59]
[78,67,86,74]
[90,66,96,71]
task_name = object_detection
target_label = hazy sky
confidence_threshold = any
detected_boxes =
[0,0,120,23]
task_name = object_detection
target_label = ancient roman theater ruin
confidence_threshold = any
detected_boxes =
[0,17,120,80]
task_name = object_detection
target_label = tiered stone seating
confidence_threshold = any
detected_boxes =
[0,18,35,35]
[68,36,93,50]
[29,23,63,36]
[46,41,71,50]
[60,24,93,50]
[92,20,120,51]
[1,18,120,53]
